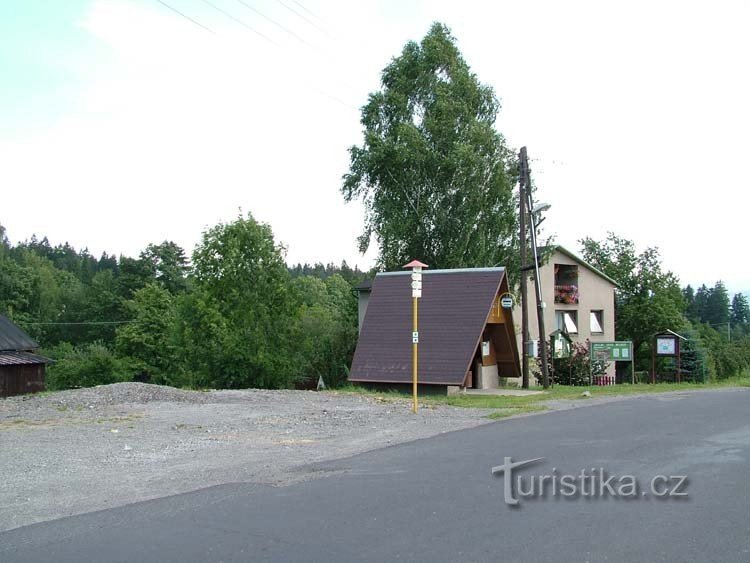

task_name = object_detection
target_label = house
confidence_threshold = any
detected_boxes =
[0,314,51,398]
[512,245,617,383]
[349,267,520,393]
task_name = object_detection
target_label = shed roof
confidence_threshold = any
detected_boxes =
[0,315,39,351]
[0,351,52,366]
[349,267,515,386]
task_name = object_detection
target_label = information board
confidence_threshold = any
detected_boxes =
[590,341,633,362]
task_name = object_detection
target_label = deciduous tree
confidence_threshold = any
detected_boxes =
[183,213,297,388]
[115,283,178,383]
[580,233,686,362]
[342,23,518,270]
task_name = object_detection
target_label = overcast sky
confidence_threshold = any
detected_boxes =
[1,0,748,293]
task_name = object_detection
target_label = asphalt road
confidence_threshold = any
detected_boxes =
[2,388,749,562]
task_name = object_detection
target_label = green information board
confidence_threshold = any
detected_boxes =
[590,341,633,362]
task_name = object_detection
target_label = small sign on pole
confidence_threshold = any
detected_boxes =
[500,295,514,309]
[412,331,419,343]
[411,272,422,298]
[651,330,685,384]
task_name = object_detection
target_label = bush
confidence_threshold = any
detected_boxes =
[693,324,744,380]
[549,341,607,386]
[46,342,134,390]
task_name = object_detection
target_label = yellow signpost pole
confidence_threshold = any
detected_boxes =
[412,295,418,413]
[404,259,427,414]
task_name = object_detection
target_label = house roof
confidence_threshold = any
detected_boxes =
[654,329,688,341]
[0,315,39,351]
[349,267,514,386]
[540,246,619,287]
[0,351,52,366]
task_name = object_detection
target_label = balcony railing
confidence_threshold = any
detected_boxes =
[554,284,579,304]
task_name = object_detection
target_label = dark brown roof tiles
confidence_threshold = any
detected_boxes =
[349,268,510,386]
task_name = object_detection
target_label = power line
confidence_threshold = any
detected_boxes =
[198,0,278,45]
[155,0,215,34]
[277,0,328,36]
[291,0,318,20]
[20,321,137,326]
[153,0,358,112]
[308,85,359,111]
[233,0,315,48]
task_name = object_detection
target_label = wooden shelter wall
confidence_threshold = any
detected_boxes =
[0,364,46,398]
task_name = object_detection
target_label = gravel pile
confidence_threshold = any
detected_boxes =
[0,383,494,532]
[0,382,213,422]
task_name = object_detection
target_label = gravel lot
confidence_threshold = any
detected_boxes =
[0,383,494,532]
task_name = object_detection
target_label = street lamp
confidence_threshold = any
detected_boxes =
[527,195,551,389]
[404,259,428,413]
[531,203,551,228]
[519,147,551,390]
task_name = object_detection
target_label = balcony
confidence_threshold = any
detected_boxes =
[554,284,579,305]
[554,264,579,304]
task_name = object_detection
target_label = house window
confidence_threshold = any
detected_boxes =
[556,310,578,334]
[590,310,604,334]
[554,264,579,304]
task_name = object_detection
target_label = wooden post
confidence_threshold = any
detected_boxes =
[651,341,656,384]
[519,148,530,389]
[522,147,550,389]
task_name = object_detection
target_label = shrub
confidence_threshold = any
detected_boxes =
[46,342,134,390]
[550,341,607,386]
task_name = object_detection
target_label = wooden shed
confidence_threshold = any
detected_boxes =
[0,314,51,398]
[349,267,520,393]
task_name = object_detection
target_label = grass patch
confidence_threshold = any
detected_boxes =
[333,374,750,418]
[485,405,548,420]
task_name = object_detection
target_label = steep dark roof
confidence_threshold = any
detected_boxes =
[349,267,510,386]
[0,315,38,351]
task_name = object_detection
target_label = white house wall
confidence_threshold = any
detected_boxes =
[512,249,617,382]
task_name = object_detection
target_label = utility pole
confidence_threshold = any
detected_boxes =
[519,148,530,389]
[520,147,550,389]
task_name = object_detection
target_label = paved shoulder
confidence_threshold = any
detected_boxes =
[2,389,750,562]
